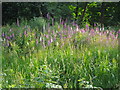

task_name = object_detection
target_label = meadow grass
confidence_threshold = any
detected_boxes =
[1,18,119,88]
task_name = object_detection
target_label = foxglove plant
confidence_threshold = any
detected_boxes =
[47,13,50,20]
[36,39,38,45]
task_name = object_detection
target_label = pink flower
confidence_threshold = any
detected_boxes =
[81,29,85,33]
[45,35,49,38]
[118,30,120,34]
[50,38,53,42]
[48,40,51,46]
[36,39,38,44]
[115,34,118,38]
[96,28,99,31]
[24,31,27,35]
[94,23,96,27]
[12,33,14,37]
[48,29,51,33]
[2,33,5,37]
[90,29,95,33]
[76,25,79,31]
[104,32,106,35]
[47,13,50,20]
[52,18,54,26]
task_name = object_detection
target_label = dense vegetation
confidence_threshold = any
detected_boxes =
[2,2,120,27]
[1,2,120,89]
[2,17,119,89]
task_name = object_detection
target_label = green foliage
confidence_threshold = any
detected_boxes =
[2,18,119,89]
[3,2,120,27]
[29,17,46,32]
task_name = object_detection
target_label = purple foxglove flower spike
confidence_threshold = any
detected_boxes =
[50,38,53,42]
[94,23,96,27]
[61,21,64,25]
[52,18,54,26]
[24,31,27,35]
[47,13,50,20]
[36,39,38,44]
[64,24,66,28]
[46,35,49,38]
[115,34,118,38]
[2,33,5,37]
[48,29,50,33]
[76,25,79,31]
[118,30,120,34]
[48,40,51,46]
[6,36,10,40]
[12,33,14,37]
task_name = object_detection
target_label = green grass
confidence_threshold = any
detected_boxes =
[1,18,119,89]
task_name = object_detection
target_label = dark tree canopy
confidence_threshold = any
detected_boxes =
[2,2,120,27]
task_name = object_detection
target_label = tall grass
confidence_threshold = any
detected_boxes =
[1,17,119,89]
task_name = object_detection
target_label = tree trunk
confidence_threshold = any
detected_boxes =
[80,2,88,25]
[75,2,79,23]
[100,2,105,30]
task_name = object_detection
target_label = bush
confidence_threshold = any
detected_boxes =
[29,17,46,32]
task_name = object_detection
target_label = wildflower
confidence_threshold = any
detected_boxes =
[72,21,76,26]
[106,30,109,34]
[36,39,38,44]
[65,19,68,23]
[64,24,66,28]
[53,38,56,41]
[50,38,53,42]
[96,28,99,31]
[20,33,22,37]
[94,23,96,27]
[99,32,102,36]
[2,33,5,37]
[118,30,120,34]
[111,34,115,39]
[90,29,95,33]
[52,30,55,35]
[47,13,50,20]
[67,35,71,38]
[76,25,79,31]
[64,37,66,39]
[104,31,106,35]
[81,29,85,33]
[67,25,71,31]
[115,34,118,39]
[24,30,27,36]
[86,24,89,30]
[6,36,10,40]
[52,18,54,26]
[7,40,10,46]
[45,34,49,38]
[10,35,13,38]
[48,40,51,46]
[12,33,14,37]
[48,29,51,33]
[61,20,64,25]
